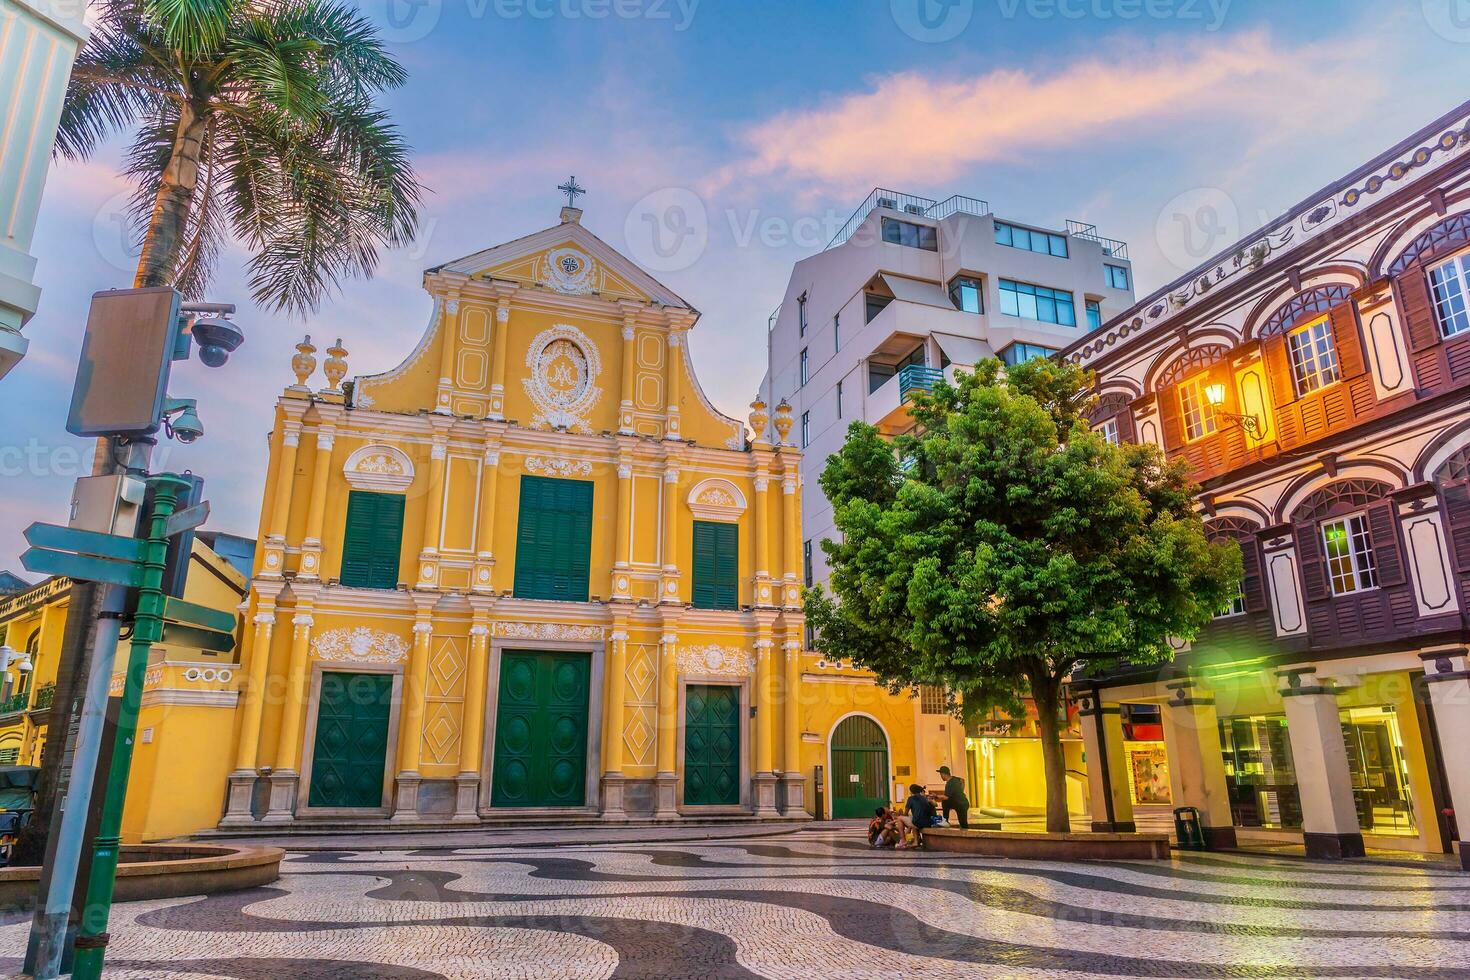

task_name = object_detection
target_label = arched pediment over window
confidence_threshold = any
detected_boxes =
[1257,285,1355,339]
[687,478,747,521]
[1288,478,1394,523]
[1151,344,1231,391]
[343,444,415,492]
[1386,213,1470,277]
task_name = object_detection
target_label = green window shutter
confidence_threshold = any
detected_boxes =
[514,476,593,602]
[692,521,738,610]
[340,491,403,589]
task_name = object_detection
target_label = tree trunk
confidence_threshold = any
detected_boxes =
[1026,660,1071,834]
[134,102,206,288]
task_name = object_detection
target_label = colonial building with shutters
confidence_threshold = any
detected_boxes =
[1064,100,1470,865]
[219,199,816,827]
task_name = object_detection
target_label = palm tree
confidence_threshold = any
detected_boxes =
[58,0,422,312]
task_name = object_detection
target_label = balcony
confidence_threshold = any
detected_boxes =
[828,188,992,249]
[31,683,53,711]
[0,691,28,715]
[867,363,947,433]
[898,364,943,402]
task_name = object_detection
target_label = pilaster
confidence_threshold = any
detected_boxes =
[297,418,338,580]
[488,290,515,419]
[610,449,635,601]
[261,587,318,824]
[617,303,638,434]
[1160,681,1236,848]
[392,599,436,822]
[654,616,680,819]
[1277,668,1365,859]
[221,584,284,826]
[260,405,307,579]
[659,461,682,603]
[473,435,501,593]
[1421,647,1470,870]
[601,615,630,820]
[416,422,452,590]
[454,598,494,822]
[1076,691,1136,833]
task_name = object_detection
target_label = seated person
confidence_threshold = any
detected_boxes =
[867,807,900,848]
[895,783,939,848]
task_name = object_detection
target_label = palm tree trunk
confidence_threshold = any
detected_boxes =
[134,103,206,288]
[1026,660,1071,834]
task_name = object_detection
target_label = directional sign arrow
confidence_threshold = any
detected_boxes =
[23,522,145,563]
[160,623,236,653]
[20,547,145,589]
[164,597,236,634]
[163,500,210,539]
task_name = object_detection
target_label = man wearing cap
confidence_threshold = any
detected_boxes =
[938,765,969,830]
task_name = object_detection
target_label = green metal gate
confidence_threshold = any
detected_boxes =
[307,672,393,808]
[491,650,590,807]
[684,684,741,805]
[831,715,890,818]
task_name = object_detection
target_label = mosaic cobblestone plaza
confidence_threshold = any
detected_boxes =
[1,826,1464,978]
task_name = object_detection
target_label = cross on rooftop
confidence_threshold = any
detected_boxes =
[558,176,586,209]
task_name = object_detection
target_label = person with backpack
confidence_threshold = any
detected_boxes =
[938,765,970,830]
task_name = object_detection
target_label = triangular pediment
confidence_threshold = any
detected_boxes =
[430,220,691,309]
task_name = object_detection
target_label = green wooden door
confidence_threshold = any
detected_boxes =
[684,684,741,805]
[513,476,594,602]
[307,672,393,808]
[491,651,590,807]
[831,715,890,818]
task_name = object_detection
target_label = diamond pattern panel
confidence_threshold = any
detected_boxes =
[623,643,658,768]
[421,635,467,766]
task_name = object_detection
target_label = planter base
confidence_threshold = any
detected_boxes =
[924,828,1171,860]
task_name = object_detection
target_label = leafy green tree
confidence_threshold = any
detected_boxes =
[806,357,1240,833]
[57,0,422,312]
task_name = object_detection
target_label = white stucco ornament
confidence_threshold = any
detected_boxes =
[542,247,596,294]
[523,324,603,431]
[495,621,604,641]
[312,627,409,664]
[678,644,756,677]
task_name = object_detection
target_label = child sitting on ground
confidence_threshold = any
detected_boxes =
[867,807,900,848]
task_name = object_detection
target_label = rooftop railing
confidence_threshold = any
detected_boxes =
[826,188,992,250]
[1066,219,1129,261]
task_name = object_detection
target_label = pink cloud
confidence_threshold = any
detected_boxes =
[712,32,1377,197]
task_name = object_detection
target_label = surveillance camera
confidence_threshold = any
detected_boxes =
[191,315,244,367]
[168,401,205,444]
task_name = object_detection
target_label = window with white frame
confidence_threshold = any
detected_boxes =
[1216,580,1246,617]
[1097,417,1120,445]
[1322,514,1378,595]
[1178,376,1218,441]
[1286,318,1340,395]
[1429,251,1470,339]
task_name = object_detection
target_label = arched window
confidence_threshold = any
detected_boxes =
[1289,480,1405,601]
[1289,478,1394,523]
[1434,444,1470,484]
[1205,517,1265,616]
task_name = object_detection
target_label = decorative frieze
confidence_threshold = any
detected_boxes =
[494,621,604,642]
[525,456,593,478]
[312,627,409,664]
[677,644,756,677]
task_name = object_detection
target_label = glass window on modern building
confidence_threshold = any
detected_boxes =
[1287,317,1341,395]
[833,313,840,351]
[1219,714,1302,829]
[999,342,1058,366]
[994,220,1068,258]
[1178,375,1219,441]
[998,279,1076,326]
[803,539,813,588]
[1086,299,1102,331]
[801,410,810,448]
[948,276,982,314]
[836,379,843,419]
[800,347,809,386]
[1322,514,1378,595]
[881,217,938,251]
[1105,263,1130,290]
[1428,250,1470,338]
[865,292,893,323]
[798,292,808,336]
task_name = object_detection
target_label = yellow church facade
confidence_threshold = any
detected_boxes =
[220,205,817,825]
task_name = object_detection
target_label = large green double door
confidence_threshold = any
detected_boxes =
[307,672,393,808]
[491,650,590,807]
[684,684,741,805]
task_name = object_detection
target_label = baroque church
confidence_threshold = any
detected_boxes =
[219,195,820,824]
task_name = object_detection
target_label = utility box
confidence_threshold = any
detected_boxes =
[66,288,183,438]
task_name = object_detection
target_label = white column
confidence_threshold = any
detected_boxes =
[1422,646,1470,871]
[1160,682,1236,848]
[1277,669,1365,859]
[1077,692,1135,833]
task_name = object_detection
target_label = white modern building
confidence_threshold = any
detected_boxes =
[0,0,86,380]
[761,189,1137,589]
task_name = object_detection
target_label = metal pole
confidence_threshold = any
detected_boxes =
[25,438,151,979]
[71,473,189,980]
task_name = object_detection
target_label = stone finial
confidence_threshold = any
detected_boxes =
[291,335,318,388]
[749,395,771,446]
[323,338,349,391]
[772,399,794,446]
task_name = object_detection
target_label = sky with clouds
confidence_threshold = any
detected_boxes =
[4,0,1469,573]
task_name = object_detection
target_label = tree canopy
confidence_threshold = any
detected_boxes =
[806,357,1240,831]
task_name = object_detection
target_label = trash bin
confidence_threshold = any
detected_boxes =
[1173,806,1206,851]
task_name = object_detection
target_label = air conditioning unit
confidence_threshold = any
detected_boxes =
[876,197,897,210]
[903,204,926,215]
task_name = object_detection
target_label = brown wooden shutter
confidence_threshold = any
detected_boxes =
[1157,385,1184,449]
[1263,335,1296,406]
[1116,406,1137,444]
[1440,480,1470,573]
[1239,533,1267,612]
[1364,500,1406,587]
[1293,519,1330,602]
[1394,263,1441,354]
[1329,301,1366,378]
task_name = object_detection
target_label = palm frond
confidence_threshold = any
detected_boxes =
[55,20,180,159]
[140,0,233,57]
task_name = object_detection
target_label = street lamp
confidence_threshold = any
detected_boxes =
[1203,381,1262,439]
